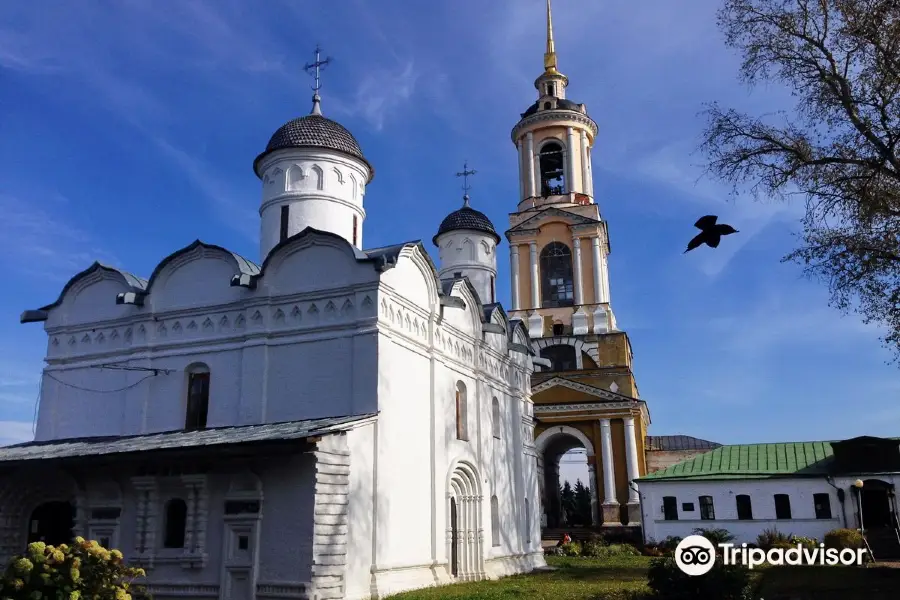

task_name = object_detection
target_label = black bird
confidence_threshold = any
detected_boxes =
[684,215,739,253]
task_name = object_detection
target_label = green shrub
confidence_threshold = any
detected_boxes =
[823,528,864,550]
[582,539,607,557]
[693,527,735,545]
[790,535,819,548]
[561,541,582,556]
[756,528,791,550]
[0,538,148,600]
[603,543,641,557]
[646,556,751,600]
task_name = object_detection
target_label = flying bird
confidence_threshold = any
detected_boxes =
[684,215,739,253]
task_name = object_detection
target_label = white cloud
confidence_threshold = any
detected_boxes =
[332,62,419,131]
[0,194,118,281]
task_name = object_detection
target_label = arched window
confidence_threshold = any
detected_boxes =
[541,345,576,371]
[538,141,565,196]
[491,495,500,547]
[185,364,210,431]
[491,397,501,439]
[455,381,468,441]
[540,242,574,307]
[163,498,187,548]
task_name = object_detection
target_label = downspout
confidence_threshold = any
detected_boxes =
[826,476,847,529]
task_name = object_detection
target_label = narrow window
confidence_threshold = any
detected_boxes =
[352,215,358,246]
[774,494,792,519]
[736,494,753,520]
[163,499,187,548]
[525,498,531,542]
[491,495,500,547]
[543,102,551,110]
[490,276,495,303]
[538,141,565,195]
[491,397,501,439]
[546,83,553,96]
[455,382,468,441]
[699,496,715,520]
[280,205,290,243]
[185,371,210,431]
[813,493,832,519]
[662,496,678,521]
[552,323,565,336]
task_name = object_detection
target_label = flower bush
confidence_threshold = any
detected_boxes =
[0,537,149,600]
[823,528,864,550]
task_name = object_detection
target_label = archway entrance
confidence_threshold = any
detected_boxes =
[535,426,598,531]
[28,501,74,546]
[446,462,484,581]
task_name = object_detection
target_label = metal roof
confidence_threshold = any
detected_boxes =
[639,441,838,481]
[645,435,721,452]
[433,206,501,245]
[0,414,377,463]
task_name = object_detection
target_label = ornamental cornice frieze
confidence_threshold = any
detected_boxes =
[511,110,599,142]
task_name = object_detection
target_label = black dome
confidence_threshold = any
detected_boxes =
[433,204,501,246]
[253,114,373,180]
[520,98,582,118]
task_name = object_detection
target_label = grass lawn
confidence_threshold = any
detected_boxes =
[386,555,652,600]
[386,555,900,599]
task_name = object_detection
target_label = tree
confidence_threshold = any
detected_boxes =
[573,479,593,525]
[700,0,900,358]
[559,480,576,524]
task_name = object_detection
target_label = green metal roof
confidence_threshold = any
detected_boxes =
[639,441,837,482]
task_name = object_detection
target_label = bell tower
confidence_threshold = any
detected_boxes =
[508,0,649,530]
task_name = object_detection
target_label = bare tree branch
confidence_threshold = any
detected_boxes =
[702,0,900,360]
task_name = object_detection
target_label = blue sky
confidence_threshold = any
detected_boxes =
[0,0,897,450]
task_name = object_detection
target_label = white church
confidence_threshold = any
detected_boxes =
[0,25,564,600]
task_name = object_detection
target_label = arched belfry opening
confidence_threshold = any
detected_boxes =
[539,142,566,196]
[535,427,598,531]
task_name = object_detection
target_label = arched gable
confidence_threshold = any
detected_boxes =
[441,278,483,337]
[143,240,259,312]
[256,227,379,296]
[21,262,148,327]
[379,244,440,310]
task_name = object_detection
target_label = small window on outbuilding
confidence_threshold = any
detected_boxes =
[813,493,832,519]
[662,496,678,521]
[699,496,715,520]
[736,494,753,520]
[774,494,792,520]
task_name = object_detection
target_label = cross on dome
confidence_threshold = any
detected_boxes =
[455,161,477,207]
[304,44,332,116]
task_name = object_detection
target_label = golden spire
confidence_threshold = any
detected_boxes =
[543,0,558,73]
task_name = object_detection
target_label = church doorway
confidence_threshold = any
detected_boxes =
[28,501,75,546]
[446,462,484,581]
[449,498,458,577]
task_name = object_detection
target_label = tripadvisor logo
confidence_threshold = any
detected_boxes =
[674,535,867,576]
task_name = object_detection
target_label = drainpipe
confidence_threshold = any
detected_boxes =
[826,476,847,529]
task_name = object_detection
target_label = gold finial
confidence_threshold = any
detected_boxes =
[543,0,558,73]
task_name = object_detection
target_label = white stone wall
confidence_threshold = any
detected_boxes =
[435,230,498,305]
[638,475,900,544]
[257,148,371,258]
[27,228,547,597]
